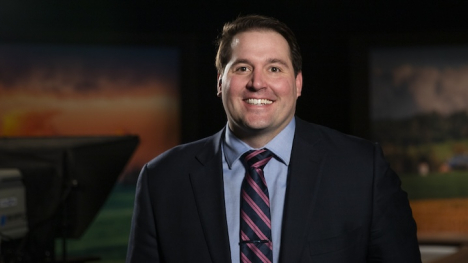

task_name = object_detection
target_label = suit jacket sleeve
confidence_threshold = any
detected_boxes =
[368,143,421,262]
[126,164,160,262]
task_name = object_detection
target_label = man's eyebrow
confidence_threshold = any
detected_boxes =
[231,59,251,65]
[267,58,290,68]
[231,58,290,67]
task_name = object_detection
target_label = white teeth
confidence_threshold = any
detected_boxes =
[246,99,273,105]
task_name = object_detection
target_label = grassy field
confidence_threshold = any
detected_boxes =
[400,171,468,200]
[57,184,136,263]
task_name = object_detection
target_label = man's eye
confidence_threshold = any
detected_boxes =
[270,67,280,72]
[236,66,248,71]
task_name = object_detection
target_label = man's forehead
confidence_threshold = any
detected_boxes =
[229,30,291,63]
[230,30,288,49]
[232,28,284,42]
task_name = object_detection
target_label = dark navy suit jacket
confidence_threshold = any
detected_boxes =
[126,117,421,262]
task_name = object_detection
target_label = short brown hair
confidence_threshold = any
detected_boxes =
[215,14,302,76]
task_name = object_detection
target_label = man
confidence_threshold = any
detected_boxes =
[126,15,421,263]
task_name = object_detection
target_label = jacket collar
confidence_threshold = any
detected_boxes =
[278,117,328,262]
[190,128,232,263]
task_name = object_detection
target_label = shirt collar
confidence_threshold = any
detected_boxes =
[223,118,296,169]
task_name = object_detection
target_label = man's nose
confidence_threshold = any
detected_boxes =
[247,69,266,90]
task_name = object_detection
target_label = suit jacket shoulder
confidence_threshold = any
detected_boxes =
[295,117,376,160]
[145,129,224,179]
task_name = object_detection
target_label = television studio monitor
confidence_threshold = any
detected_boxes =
[0,135,139,262]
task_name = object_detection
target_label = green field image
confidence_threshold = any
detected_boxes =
[383,139,468,200]
[56,184,136,263]
[401,171,468,200]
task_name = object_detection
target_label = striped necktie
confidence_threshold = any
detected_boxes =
[239,148,274,263]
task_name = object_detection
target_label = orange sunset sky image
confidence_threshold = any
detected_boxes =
[0,44,180,179]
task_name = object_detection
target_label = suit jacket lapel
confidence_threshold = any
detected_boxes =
[189,129,232,263]
[279,118,328,262]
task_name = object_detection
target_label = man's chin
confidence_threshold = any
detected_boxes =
[241,120,271,132]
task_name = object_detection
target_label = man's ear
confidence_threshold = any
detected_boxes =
[295,71,303,98]
[217,74,223,97]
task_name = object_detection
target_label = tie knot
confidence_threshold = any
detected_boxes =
[241,148,274,170]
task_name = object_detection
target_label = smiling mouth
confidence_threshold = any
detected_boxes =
[245,99,273,105]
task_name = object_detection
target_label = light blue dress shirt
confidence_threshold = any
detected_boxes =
[222,118,295,263]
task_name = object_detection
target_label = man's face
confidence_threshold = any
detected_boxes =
[217,30,302,146]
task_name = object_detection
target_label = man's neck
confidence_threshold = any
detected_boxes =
[228,120,293,149]
[236,133,277,149]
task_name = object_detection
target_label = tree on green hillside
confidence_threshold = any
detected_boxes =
[373,111,468,145]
